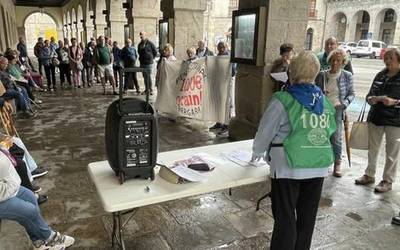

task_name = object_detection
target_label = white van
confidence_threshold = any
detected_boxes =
[352,40,387,59]
[339,42,358,55]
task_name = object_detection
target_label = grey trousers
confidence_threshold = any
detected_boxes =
[365,123,400,183]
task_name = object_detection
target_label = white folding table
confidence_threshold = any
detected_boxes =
[88,140,269,249]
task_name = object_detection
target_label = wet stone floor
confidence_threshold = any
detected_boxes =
[0,84,399,250]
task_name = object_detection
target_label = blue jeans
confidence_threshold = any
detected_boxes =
[3,88,29,111]
[0,186,51,242]
[331,109,343,162]
[140,64,153,93]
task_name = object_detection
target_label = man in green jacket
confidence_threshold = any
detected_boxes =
[94,35,116,95]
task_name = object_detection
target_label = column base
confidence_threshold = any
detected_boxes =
[228,117,258,141]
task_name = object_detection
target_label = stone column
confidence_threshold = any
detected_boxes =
[108,0,126,45]
[129,0,160,47]
[160,0,207,59]
[96,23,107,36]
[369,12,381,40]
[109,20,126,44]
[345,20,357,42]
[393,17,400,46]
[68,24,74,40]
[229,0,310,140]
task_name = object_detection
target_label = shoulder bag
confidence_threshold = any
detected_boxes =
[349,101,369,150]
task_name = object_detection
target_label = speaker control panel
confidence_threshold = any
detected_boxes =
[123,119,152,167]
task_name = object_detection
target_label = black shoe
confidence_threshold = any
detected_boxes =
[19,111,34,119]
[37,194,48,205]
[113,91,118,95]
[32,168,48,179]
[32,185,42,193]
[392,215,400,226]
[209,123,222,131]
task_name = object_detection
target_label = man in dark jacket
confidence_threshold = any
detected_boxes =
[138,31,157,95]
[196,40,214,57]
[33,37,44,76]
[55,40,72,87]
[121,38,140,93]
[17,37,35,71]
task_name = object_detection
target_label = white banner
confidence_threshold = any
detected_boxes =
[155,56,232,122]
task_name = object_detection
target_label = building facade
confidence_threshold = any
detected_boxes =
[307,0,400,51]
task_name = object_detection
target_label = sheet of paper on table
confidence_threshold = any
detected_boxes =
[221,149,267,167]
[270,72,288,83]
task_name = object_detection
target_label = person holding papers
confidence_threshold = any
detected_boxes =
[270,43,294,92]
[252,51,336,250]
[355,48,400,193]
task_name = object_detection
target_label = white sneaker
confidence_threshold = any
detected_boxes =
[33,240,64,250]
[47,232,75,248]
[33,232,75,250]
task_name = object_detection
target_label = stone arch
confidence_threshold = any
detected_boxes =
[22,11,60,29]
[374,8,397,44]
[305,27,314,50]
[350,10,370,41]
[330,12,347,42]
[24,12,57,51]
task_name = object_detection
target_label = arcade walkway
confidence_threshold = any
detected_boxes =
[0,85,399,249]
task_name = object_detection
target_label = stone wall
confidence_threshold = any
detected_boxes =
[0,0,18,52]
[230,0,310,140]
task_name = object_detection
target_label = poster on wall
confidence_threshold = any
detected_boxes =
[155,57,232,122]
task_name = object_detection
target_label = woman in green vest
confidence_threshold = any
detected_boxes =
[252,51,336,250]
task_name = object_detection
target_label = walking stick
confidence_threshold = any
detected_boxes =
[343,112,351,167]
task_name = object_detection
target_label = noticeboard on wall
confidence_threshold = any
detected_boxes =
[231,7,267,66]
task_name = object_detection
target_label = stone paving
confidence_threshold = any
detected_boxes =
[0,84,399,250]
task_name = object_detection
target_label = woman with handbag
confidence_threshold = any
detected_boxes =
[355,48,400,193]
[315,48,355,177]
[68,38,83,88]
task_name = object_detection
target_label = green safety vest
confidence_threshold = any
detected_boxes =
[274,91,337,169]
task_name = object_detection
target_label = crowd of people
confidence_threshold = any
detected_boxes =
[253,37,400,249]
[2,29,399,249]
[0,133,75,249]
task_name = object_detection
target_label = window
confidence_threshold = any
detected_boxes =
[349,43,357,47]
[382,29,392,45]
[372,42,380,48]
[305,28,313,50]
[384,9,395,23]
[229,0,238,8]
[362,11,370,23]
[308,0,316,18]
[358,41,369,47]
